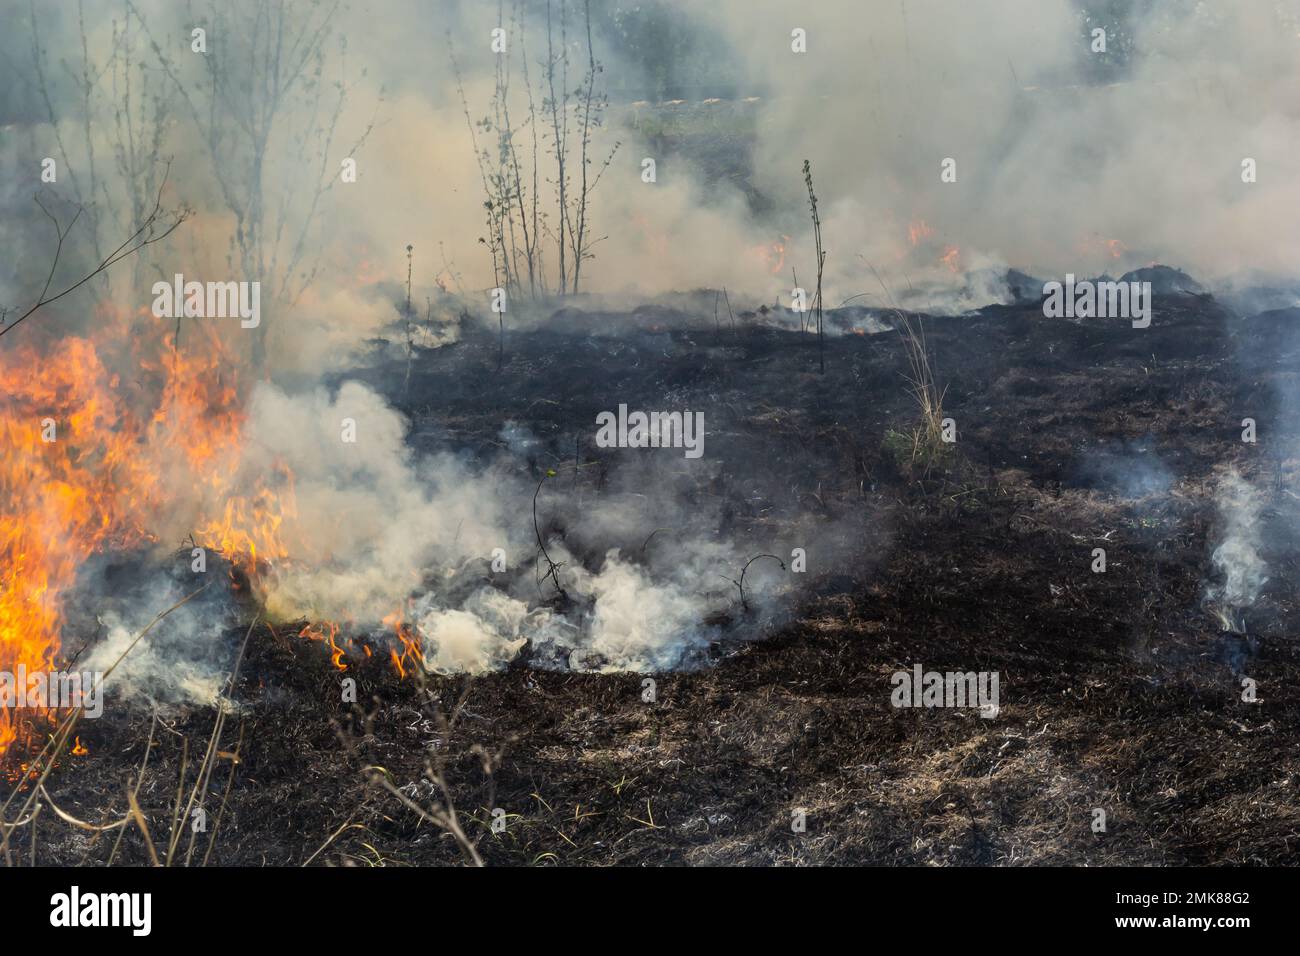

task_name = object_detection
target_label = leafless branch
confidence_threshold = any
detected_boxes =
[0,165,190,341]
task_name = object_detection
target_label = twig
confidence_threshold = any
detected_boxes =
[126,790,160,866]
[730,553,786,612]
[303,817,367,867]
[0,583,208,864]
[1,163,189,340]
[533,470,568,599]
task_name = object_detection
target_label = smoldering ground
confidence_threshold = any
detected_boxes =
[57,317,886,710]
[25,291,1300,867]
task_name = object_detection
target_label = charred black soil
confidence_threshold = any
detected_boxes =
[19,294,1300,866]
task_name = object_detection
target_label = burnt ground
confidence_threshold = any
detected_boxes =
[14,293,1300,866]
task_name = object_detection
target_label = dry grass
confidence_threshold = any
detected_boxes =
[895,312,951,477]
[858,260,951,479]
[0,586,250,868]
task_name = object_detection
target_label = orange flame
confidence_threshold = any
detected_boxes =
[748,236,789,276]
[1077,234,1127,263]
[299,621,348,672]
[0,311,293,756]
[908,219,934,247]
[382,606,422,679]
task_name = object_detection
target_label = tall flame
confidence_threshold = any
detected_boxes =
[0,313,290,755]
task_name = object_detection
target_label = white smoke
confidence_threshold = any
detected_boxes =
[212,380,790,676]
[83,575,238,710]
[1206,468,1269,613]
[239,380,513,625]
[415,589,532,674]
[540,548,728,671]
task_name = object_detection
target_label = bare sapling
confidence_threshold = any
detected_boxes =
[803,160,826,372]
[454,0,615,301]
[534,469,568,600]
[404,245,415,401]
[568,0,620,294]
[546,0,570,293]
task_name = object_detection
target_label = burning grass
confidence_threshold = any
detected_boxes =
[0,310,288,757]
[5,292,1300,865]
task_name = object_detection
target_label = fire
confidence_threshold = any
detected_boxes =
[908,218,934,247]
[194,478,295,572]
[2,332,144,754]
[352,258,382,286]
[291,605,423,677]
[0,312,291,756]
[382,606,422,679]
[906,219,961,274]
[1077,234,1127,263]
[0,285,444,758]
[299,621,348,671]
[748,236,789,276]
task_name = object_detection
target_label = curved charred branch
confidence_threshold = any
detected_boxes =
[639,527,673,558]
[533,470,568,600]
[361,680,486,867]
[730,553,787,612]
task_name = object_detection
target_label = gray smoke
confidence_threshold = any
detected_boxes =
[232,379,796,674]
[1205,468,1269,616]
[14,1,1289,698]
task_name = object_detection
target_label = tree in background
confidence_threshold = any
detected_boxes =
[131,0,378,368]
[455,0,618,299]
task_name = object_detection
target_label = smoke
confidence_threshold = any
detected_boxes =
[59,363,802,700]
[408,547,734,674]
[8,1,1299,356]
[12,0,1290,694]
[85,599,235,712]
[1205,468,1270,616]
[1077,439,1174,500]
[75,561,245,711]
[233,380,512,624]
[327,0,1300,320]
[206,378,795,676]
[413,590,532,674]
[684,0,1300,306]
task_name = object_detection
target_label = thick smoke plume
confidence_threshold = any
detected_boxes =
[7,1,1300,351]
[236,381,793,674]
[3,1,1295,699]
